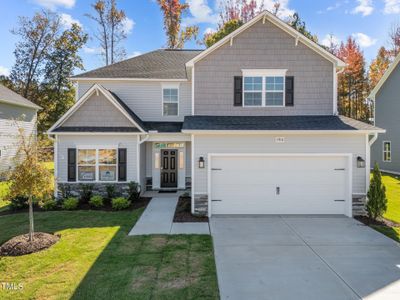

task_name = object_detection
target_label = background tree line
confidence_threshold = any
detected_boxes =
[1,0,398,139]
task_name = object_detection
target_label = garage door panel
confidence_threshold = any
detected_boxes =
[210,155,349,215]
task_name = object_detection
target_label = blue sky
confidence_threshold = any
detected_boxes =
[0,0,400,76]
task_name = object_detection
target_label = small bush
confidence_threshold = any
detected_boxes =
[127,181,141,202]
[89,195,104,208]
[79,184,94,204]
[40,198,58,211]
[62,197,79,210]
[367,163,387,220]
[59,184,72,199]
[9,196,29,211]
[105,184,116,205]
[112,197,131,210]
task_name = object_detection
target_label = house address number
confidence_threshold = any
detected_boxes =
[275,137,285,143]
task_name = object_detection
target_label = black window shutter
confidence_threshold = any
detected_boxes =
[118,148,127,182]
[234,76,243,106]
[285,76,294,106]
[67,148,76,182]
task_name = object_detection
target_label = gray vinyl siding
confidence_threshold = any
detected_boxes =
[193,134,366,195]
[77,81,191,122]
[194,18,334,116]
[56,135,138,182]
[0,102,37,174]
[63,93,134,127]
[371,63,400,173]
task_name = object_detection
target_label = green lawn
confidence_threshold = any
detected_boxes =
[0,210,219,300]
[370,172,400,242]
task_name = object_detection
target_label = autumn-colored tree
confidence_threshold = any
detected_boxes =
[6,125,53,241]
[204,19,243,48]
[219,0,264,25]
[369,47,390,90]
[389,23,400,57]
[86,0,129,65]
[337,37,369,121]
[157,0,198,49]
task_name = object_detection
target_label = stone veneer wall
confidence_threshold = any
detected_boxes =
[57,183,131,199]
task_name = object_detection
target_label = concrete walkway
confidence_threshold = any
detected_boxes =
[211,215,400,300]
[129,195,209,235]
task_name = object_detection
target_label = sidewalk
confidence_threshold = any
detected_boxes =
[128,195,210,235]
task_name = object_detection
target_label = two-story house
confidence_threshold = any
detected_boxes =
[370,53,400,174]
[48,11,383,217]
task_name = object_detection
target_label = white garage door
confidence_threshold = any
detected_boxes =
[210,155,350,215]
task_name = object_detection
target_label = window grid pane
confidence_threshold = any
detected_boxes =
[244,92,262,106]
[266,76,284,91]
[244,77,262,91]
[383,142,391,162]
[266,92,284,106]
[99,149,117,164]
[163,103,178,116]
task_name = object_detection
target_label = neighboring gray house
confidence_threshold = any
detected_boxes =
[0,84,41,176]
[370,53,400,174]
[48,11,384,217]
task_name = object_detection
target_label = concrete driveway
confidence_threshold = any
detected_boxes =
[210,216,400,300]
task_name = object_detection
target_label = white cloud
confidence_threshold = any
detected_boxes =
[33,0,75,10]
[128,51,142,58]
[204,27,216,35]
[352,0,374,16]
[0,66,10,77]
[321,34,341,47]
[184,0,219,25]
[82,46,103,54]
[352,32,377,47]
[384,0,400,14]
[60,13,82,29]
[259,0,295,19]
[121,17,135,35]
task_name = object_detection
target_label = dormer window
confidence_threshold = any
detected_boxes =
[162,83,179,116]
[242,69,287,107]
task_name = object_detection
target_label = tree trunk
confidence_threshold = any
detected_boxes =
[28,196,34,242]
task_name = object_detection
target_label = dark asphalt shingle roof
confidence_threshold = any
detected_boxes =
[0,84,41,110]
[182,115,383,131]
[143,122,183,133]
[52,127,140,133]
[72,49,203,79]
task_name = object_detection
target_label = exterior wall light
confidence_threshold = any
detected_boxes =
[198,156,205,169]
[357,156,365,168]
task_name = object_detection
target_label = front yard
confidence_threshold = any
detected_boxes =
[370,172,400,242]
[0,210,219,300]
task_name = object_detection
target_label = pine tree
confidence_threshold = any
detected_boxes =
[369,47,390,90]
[367,163,387,221]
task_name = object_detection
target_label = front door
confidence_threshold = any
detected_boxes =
[161,149,178,188]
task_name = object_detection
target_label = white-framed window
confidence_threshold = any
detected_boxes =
[162,84,179,116]
[77,147,118,182]
[383,141,391,162]
[242,69,287,107]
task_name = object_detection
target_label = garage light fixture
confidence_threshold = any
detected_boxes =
[357,156,365,168]
[198,156,205,169]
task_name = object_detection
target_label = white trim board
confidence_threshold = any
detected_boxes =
[47,84,146,134]
[186,11,345,68]
[182,130,385,134]
[207,153,353,218]
[70,77,188,82]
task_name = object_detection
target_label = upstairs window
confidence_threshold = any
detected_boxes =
[162,85,179,116]
[242,70,287,107]
[383,141,391,162]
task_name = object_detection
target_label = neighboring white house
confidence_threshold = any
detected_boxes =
[48,11,384,217]
[0,84,41,177]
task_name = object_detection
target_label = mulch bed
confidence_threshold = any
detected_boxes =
[0,197,152,216]
[355,215,400,228]
[173,196,208,223]
[0,232,60,256]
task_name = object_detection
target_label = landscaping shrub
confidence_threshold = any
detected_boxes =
[79,184,94,204]
[128,181,141,202]
[112,197,131,210]
[9,196,29,211]
[40,198,58,211]
[105,184,116,204]
[89,195,104,208]
[59,184,72,199]
[367,163,388,221]
[62,197,79,210]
